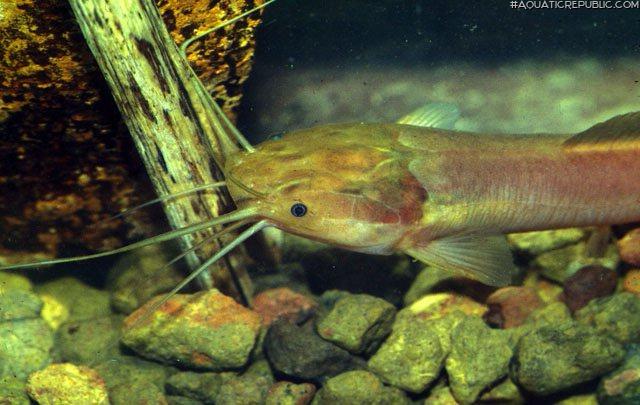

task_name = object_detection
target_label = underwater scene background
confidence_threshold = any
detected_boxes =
[1,0,640,403]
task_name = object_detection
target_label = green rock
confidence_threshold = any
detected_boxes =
[0,376,30,405]
[26,363,109,405]
[575,292,640,344]
[95,355,175,391]
[368,314,449,393]
[511,322,625,395]
[556,393,598,404]
[445,316,513,404]
[265,381,316,405]
[535,241,619,283]
[215,360,275,405]
[312,370,409,405]
[166,360,274,404]
[0,271,33,292]
[107,245,184,314]
[0,318,53,379]
[597,344,640,404]
[35,277,111,328]
[403,266,455,305]
[55,315,123,364]
[524,301,572,327]
[0,289,41,321]
[166,371,236,402]
[507,228,586,255]
[479,377,524,404]
[422,380,457,405]
[122,290,262,370]
[167,395,204,405]
[316,294,396,354]
[109,380,168,405]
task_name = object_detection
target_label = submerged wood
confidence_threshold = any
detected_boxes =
[67,0,254,298]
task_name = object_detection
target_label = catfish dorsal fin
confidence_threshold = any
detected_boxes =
[397,102,460,130]
[563,111,640,150]
[404,233,518,286]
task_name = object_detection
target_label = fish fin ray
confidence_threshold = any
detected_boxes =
[405,233,517,286]
[397,102,460,130]
[564,111,640,149]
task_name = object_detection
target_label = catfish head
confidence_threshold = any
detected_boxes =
[225,123,427,254]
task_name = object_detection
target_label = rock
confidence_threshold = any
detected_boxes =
[403,266,457,305]
[0,271,32,292]
[483,286,543,328]
[511,322,625,395]
[479,377,524,403]
[422,381,458,405]
[35,277,111,330]
[623,269,640,296]
[445,316,513,404]
[253,287,317,327]
[367,312,458,393]
[0,376,30,405]
[95,355,174,393]
[264,320,361,382]
[166,396,203,405]
[55,315,123,364]
[215,360,275,405]
[597,344,640,404]
[560,265,618,312]
[523,273,563,303]
[575,292,640,344]
[26,363,108,405]
[107,245,185,314]
[618,228,640,266]
[0,289,42,322]
[166,371,235,402]
[524,301,572,328]
[316,293,396,354]
[312,370,409,405]
[266,381,316,405]
[507,228,586,255]
[0,317,53,379]
[402,292,487,320]
[556,394,598,404]
[110,380,169,405]
[535,241,619,283]
[122,290,261,370]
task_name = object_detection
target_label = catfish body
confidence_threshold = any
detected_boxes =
[225,110,640,285]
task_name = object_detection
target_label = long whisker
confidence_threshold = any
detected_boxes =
[124,220,269,331]
[0,208,257,271]
[211,100,256,153]
[107,182,227,221]
[178,1,276,154]
[155,219,248,275]
[178,0,277,55]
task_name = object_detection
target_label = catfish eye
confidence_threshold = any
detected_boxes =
[290,203,307,217]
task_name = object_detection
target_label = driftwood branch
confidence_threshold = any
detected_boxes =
[67,0,253,299]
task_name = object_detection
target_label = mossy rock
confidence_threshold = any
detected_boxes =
[511,321,625,395]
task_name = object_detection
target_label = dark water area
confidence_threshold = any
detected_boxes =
[248,0,639,68]
[238,0,640,140]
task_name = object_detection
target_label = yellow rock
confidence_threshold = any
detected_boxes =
[26,363,109,405]
[39,294,70,330]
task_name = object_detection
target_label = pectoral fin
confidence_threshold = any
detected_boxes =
[397,102,460,130]
[404,233,518,286]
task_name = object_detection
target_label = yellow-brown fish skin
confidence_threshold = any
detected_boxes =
[396,112,640,248]
[225,112,640,265]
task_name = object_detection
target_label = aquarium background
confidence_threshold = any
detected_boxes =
[240,0,640,141]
